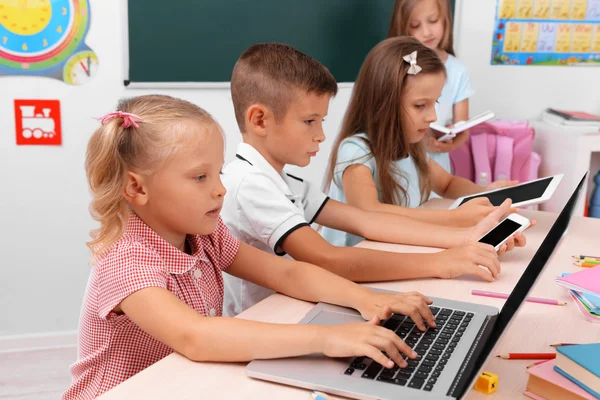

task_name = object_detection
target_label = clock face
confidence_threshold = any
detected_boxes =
[0,0,52,36]
[0,0,73,57]
[0,0,96,84]
[0,0,96,75]
[63,50,97,85]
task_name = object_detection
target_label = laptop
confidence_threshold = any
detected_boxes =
[246,172,589,400]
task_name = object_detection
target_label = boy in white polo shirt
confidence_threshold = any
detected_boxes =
[221,43,524,317]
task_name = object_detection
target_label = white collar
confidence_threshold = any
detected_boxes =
[235,143,294,196]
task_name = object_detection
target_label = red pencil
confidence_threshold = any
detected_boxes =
[497,353,556,360]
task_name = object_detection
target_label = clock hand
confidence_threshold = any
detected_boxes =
[79,60,89,76]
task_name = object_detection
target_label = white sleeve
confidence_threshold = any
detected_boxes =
[236,174,309,256]
[301,180,330,224]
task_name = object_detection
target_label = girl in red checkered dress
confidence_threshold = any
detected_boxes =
[63,95,437,399]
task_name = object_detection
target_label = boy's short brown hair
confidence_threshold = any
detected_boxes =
[231,43,338,132]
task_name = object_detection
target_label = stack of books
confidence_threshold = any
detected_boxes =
[556,267,600,322]
[554,343,600,399]
[540,109,600,128]
[525,358,596,400]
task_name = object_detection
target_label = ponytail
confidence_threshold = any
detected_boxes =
[86,118,130,258]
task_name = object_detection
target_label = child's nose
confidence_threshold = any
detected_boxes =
[214,178,227,198]
[315,128,326,143]
[426,108,438,123]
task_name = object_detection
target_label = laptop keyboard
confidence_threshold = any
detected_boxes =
[344,306,474,392]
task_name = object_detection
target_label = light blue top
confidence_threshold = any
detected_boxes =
[429,54,475,173]
[322,133,425,247]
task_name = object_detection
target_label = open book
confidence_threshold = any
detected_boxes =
[430,110,495,142]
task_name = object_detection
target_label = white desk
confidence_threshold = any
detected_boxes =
[100,206,600,399]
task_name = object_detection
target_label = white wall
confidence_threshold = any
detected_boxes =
[1,0,598,338]
[454,0,600,119]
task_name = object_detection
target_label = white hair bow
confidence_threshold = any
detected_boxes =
[403,51,422,75]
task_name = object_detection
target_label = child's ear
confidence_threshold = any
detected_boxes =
[246,104,272,137]
[123,171,148,206]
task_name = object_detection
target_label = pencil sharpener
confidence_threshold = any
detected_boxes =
[474,371,498,394]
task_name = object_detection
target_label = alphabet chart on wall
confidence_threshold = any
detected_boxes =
[491,0,600,66]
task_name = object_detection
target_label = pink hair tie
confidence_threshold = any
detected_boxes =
[95,111,143,128]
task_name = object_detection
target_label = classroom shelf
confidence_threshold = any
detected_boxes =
[531,120,600,217]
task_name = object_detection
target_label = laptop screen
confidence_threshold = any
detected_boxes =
[455,172,588,399]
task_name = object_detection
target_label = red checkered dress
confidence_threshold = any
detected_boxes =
[63,213,240,399]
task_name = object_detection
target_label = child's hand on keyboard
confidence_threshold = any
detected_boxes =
[320,315,417,369]
[354,291,435,331]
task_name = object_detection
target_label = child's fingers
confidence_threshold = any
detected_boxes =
[405,291,433,305]
[378,328,416,362]
[513,232,527,247]
[407,297,435,329]
[475,255,500,278]
[371,334,408,368]
[468,264,495,282]
[401,293,436,328]
[497,244,507,256]
[498,198,513,214]
[475,245,500,277]
[487,199,513,222]
[464,197,492,207]
[526,220,537,230]
[505,237,516,251]
[477,197,493,206]
[361,344,394,369]
[392,302,426,331]
[377,305,393,321]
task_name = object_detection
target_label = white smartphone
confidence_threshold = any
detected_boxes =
[478,214,531,251]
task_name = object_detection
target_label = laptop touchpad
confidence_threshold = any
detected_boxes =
[308,310,365,326]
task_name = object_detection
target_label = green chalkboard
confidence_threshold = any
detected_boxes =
[126,1,455,85]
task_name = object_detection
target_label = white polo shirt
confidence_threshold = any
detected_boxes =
[221,142,329,316]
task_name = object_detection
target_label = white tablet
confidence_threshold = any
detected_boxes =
[448,174,564,210]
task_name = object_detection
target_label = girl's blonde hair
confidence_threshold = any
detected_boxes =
[388,0,455,56]
[325,37,445,206]
[86,95,219,258]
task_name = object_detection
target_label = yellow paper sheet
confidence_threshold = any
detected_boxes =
[521,22,539,52]
[533,0,551,19]
[572,24,593,52]
[504,22,523,52]
[551,0,571,19]
[571,0,588,20]
[499,0,518,19]
[517,0,534,18]
[555,23,573,52]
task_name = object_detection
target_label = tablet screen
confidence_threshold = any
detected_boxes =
[459,177,553,206]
